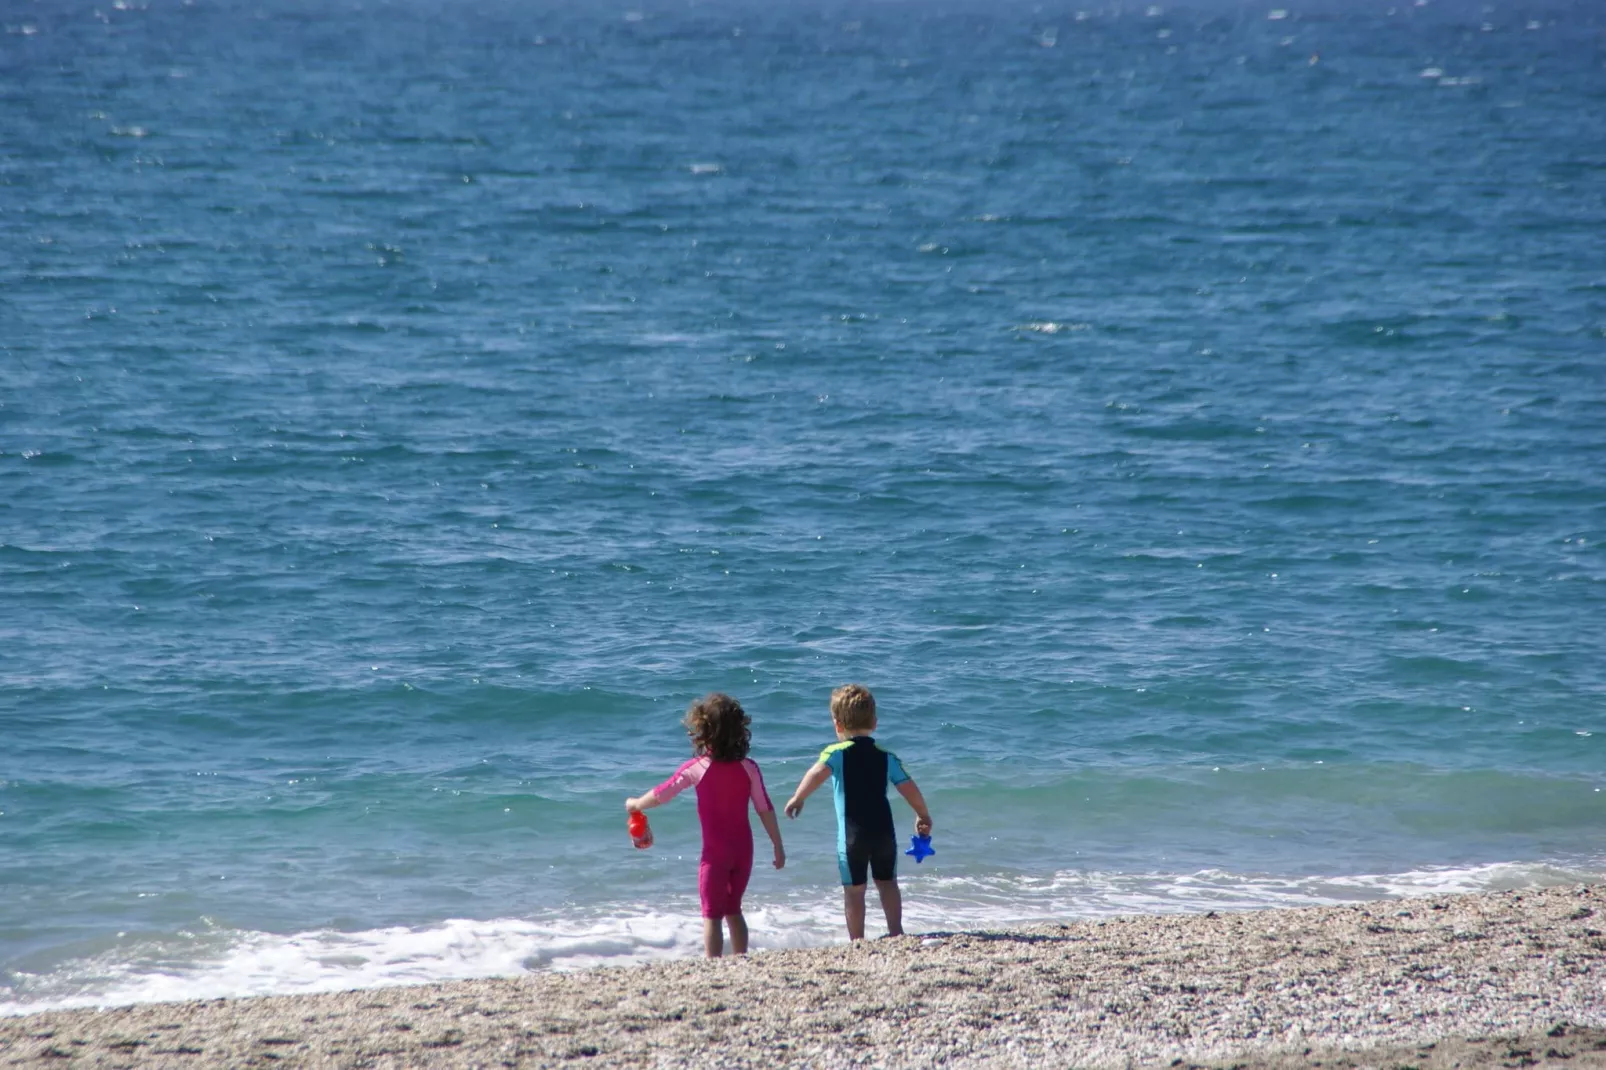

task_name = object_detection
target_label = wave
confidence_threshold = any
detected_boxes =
[4,858,1597,1017]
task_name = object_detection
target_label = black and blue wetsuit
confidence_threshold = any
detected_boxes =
[818,735,910,886]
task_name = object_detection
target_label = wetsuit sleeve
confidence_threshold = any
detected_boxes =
[818,742,848,777]
[652,757,707,803]
[884,750,911,786]
[743,759,774,813]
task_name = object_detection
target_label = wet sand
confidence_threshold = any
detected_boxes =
[3,884,1602,1068]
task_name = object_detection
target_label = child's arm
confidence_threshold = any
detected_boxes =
[784,762,831,818]
[757,808,785,869]
[628,757,706,813]
[743,759,784,869]
[624,790,662,813]
[895,779,932,836]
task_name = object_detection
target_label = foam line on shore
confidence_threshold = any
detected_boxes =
[5,859,1600,1017]
[1,884,1601,1069]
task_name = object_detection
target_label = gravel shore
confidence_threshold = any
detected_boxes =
[3,884,1602,1068]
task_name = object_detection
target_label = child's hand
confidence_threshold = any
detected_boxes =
[772,845,785,870]
[915,815,932,836]
[624,797,642,814]
[783,797,804,819]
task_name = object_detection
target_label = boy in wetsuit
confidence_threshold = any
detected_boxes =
[783,684,932,940]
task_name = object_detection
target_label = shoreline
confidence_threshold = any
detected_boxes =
[2,884,1601,1068]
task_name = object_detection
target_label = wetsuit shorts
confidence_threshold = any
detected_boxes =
[839,823,899,886]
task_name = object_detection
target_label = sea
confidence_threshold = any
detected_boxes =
[2,0,1603,1016]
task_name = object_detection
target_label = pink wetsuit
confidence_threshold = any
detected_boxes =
[653,756,774,918]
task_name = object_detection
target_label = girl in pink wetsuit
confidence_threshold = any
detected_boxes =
[625,693,786,958]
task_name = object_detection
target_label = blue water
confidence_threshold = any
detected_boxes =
[3,0,1604,1012]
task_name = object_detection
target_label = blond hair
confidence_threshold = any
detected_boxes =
[830,684,877,734]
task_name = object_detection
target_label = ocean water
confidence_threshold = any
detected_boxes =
[2,0,1604,1014]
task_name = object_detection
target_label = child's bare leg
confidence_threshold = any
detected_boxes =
[726,912,749,955]
[702,917,723,958]
[874,878,903,937]
[842,884,868,940]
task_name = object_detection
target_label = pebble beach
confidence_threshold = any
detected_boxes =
[3,884,1601,1069]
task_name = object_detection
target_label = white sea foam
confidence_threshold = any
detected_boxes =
[4,860,1597,1017]
[0,913,706,1017]
[1016,321,1090,335]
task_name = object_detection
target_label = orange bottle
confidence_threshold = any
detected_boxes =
[628,810,653,849]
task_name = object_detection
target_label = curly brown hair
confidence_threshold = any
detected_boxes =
[684,692,751,762]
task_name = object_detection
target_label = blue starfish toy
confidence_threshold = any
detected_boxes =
[905,833,935,863]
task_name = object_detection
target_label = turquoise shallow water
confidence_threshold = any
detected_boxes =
[2,0,1604,1011]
